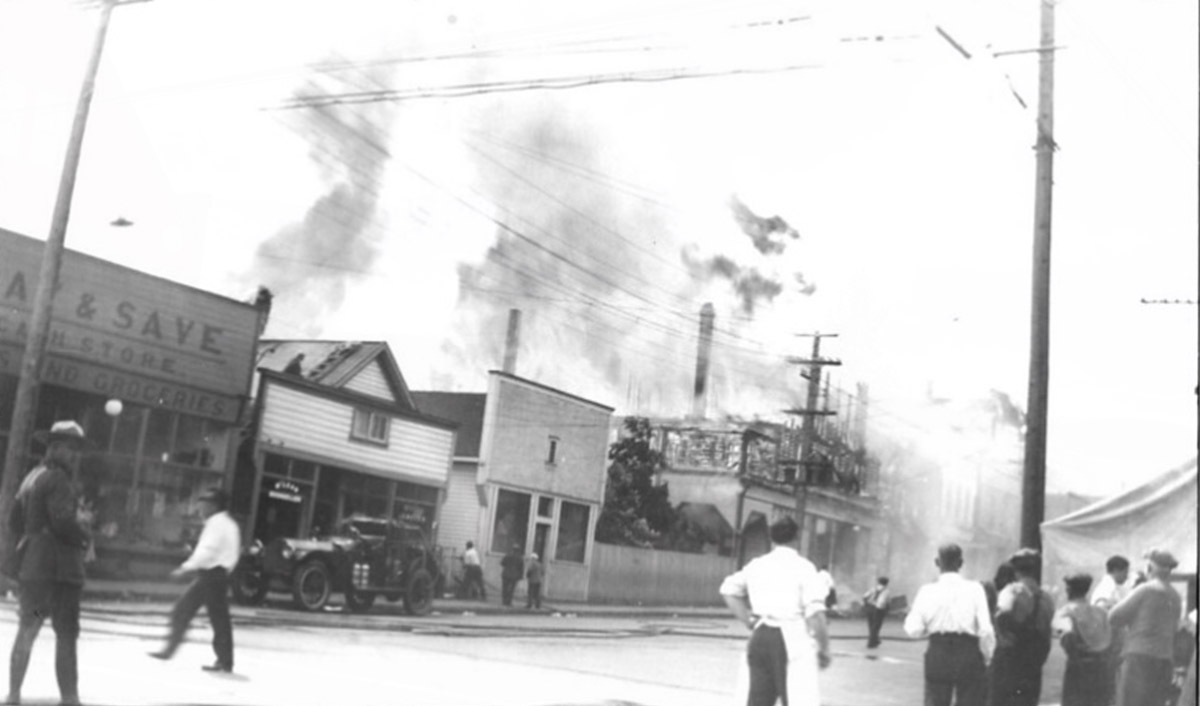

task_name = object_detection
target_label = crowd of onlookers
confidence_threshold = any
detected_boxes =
[899,545,1196,706]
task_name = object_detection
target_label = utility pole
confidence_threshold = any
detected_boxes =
[786,333,841,550]
[1020,0,1057,552]
[0,0,123,563]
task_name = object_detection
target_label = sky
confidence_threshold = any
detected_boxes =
[0,0,1196,498]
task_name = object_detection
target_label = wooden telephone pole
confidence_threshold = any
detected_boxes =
[786,333,841,549]
[0,0,124,563]
[1020,0,1057,552]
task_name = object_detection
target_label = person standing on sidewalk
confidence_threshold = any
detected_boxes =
[5,421,94,706]
[461,541,486,600]
[148,488,240,673]
[1052,573,1112,706]
[862,576,891,648]
[525,553,544,610]
[719,516,831,706]
[500,544,524,607]
[1107,548,1182,706]
[990,548,1053,706]
[904,543,996,706]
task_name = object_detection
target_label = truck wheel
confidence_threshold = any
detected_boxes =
[292,561,331,611]
[345,586,376,613]
[403,569,434,616]
[230,565,268,606]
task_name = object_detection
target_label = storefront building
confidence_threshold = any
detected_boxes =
[232,341,456,547]
[412,371,613,602]
[0,228,264,579]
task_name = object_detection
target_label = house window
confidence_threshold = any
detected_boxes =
[351,408,390,445]
[546,436,559,464]
[555,501,590,563]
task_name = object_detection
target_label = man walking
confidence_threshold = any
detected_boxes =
[525,553,544,610]
[5,421,93,706]
[500,544,524,607]
[719,516,831,706]
[904,543,995,706]
[863,576,891,648]
[1108,548,1182,706]
[148,488,240,673]
[461,541,486,600]
[990,548,1054,706]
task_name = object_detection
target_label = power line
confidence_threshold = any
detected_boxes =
[272,62,827,110]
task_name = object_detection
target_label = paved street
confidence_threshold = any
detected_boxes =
[0,598,1067,706]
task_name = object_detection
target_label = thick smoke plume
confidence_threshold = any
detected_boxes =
[250,65,396,335]
[438,100,818,418]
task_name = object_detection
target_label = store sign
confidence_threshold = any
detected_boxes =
[0,229,260,422]
[267,481,302,503]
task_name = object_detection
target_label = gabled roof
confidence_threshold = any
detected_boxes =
[255,340,415,412]
[410,392,487,458]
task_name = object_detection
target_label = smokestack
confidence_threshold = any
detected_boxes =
[691,303,715,419]
[502,309,521,374]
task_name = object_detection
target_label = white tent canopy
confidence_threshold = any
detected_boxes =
[1041,457,1198,589]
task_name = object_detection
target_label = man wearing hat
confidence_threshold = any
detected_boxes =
[1108,548,1182,706]
[148,487,241,673]
[5,420,94,706]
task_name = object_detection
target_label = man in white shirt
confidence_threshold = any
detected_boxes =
[148,488,241,673]
[1089,555,1132,610]
[461,541,486,600]
[904,543,995,706]
[720,517,831,706]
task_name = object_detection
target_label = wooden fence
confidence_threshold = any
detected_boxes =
[587,543,736,605]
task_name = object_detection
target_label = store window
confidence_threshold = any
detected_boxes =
[490,489,530,554]
[350,408,390,445]
[341,473,389,518]
[555,501,590,563]
[28,384,233,559]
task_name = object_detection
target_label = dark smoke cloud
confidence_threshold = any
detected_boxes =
[730,195,800,255]
[250,64,396,334]
[681,250,784,316]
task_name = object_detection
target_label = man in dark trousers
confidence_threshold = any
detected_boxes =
[5,421,93,706]
[148,487,241,672]
[1108,548,1183,706]
[719,516,831,706]
[904,543,996,706]
[863,576,891,648]
[500,544,524,607]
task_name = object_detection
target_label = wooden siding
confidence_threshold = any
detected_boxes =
[342,359,395,402]
[438,462,482,553]
[588,543,733,605]
[259,381,452,485]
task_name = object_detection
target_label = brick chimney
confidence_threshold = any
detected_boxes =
[502,309,521,374]
[691,303,715,419]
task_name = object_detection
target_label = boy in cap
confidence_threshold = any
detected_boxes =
[148,487,241,673]
[1108,548,1182,706]
[5,421,93,706]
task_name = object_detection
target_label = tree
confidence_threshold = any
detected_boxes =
[595,417,675,547]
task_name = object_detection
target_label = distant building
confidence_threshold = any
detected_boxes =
[621,403,885,607]
[412,371,613,602]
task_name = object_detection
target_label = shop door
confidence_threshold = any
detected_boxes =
[532,523,550,562]
[254,479,308,542]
